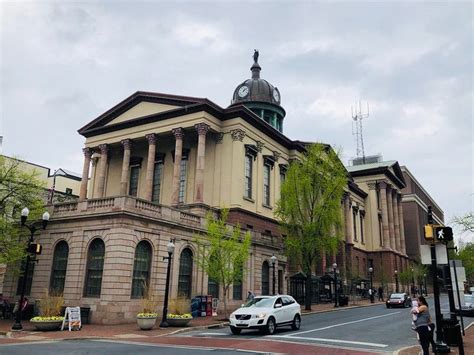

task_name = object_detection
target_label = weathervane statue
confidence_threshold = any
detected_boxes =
[253,49,259,63]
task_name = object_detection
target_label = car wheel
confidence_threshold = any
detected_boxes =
[230,326,241,335]
[291,314,301,330]
[265,317,276,335]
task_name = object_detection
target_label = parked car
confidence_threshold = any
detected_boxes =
[229,295,301,335]
[386,293,412,308]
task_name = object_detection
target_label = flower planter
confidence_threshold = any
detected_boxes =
[30,319,63,331]
[166,317,191,327]
[137,316,157,330]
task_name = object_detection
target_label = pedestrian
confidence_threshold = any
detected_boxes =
[368,288,375,303]
[246,291,255,302]
[378,286,384,301]
[12,297,28,319]
[413,295,433,355]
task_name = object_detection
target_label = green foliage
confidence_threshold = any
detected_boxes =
[275,144,347,275]
[398,269,412,290]
[456,241,474,283]
[194,209,251,318]
[0,156,46,266]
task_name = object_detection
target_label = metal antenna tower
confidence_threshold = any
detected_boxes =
[351,101,369,163]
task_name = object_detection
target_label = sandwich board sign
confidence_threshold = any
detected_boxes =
[61,307,82,331]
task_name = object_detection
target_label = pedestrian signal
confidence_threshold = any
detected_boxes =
[434,226,453,243]
[424,225,434,241]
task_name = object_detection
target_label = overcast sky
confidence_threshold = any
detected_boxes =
[1,1,472,242]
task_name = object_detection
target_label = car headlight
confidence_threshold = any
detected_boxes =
[255,313,267,319]
[230,313,235,319]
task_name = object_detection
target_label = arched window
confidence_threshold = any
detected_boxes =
[84,239,105,297]
[50,241,69,294]
[131,241,152,298]
[178,248,193,298]
[262,261,270,295]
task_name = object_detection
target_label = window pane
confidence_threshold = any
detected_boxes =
[233,269,243,300]
[152,163,163,203]
[178,160,187,203]
[16,260,35,296]
[50,241,69,294]
[353,211,358,241]
[84,239,105,297]
[208,278,219,298]
[244,155,253,198]
[131,241,152,298]
[178,248,193,298]
[129,166,140,196]
[262,261,269,295]
[263,164,270,205]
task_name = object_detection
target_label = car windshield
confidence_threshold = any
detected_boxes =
[243,297,275,308]
[390,294,405,299]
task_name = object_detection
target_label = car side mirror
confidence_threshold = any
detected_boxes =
[275,303,282,308]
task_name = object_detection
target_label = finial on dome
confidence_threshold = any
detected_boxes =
[251,49,261,79]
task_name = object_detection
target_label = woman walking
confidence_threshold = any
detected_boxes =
[413,295,434,355]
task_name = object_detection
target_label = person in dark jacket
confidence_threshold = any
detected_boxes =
[413,296,434,355]
[378,286,384,301]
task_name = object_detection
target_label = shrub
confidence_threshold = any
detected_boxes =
[168,296,190,315]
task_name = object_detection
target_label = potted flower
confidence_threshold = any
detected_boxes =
[30,290,64,331]
[167,297,192,327]
[137,282,158,330]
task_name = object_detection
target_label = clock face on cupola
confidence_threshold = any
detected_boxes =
[230,50,286,133]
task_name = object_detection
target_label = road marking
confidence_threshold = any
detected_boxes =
[287,311,402,336]
[196,332,228,336]
[270,335,388,348]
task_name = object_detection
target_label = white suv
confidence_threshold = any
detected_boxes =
[229,295,301,335]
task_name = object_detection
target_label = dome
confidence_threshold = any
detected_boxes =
[230,50,285,133]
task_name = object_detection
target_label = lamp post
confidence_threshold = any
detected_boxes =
[333,263,338,308]
[368,267,374,303]
[411,267,415,298]
[394,270,399,293]
[12,207,50,331]
[270,254,277,295]
[160,240,175,328]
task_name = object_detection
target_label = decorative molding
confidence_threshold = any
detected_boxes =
[215,132,224,144]
[230,128,246,141]
[245,144,258,160]
[367,182,377,190]
[263,155,276,169]
[82,147,92,158]
[172,127,184,139]
[273,151,281,161]
[256,140,265,153]
[121,139,132,150]
[279,163,288,173]
[194,123,210,136]
[98,144,108,154]
[378,181,387,189]
[145,133,157,145]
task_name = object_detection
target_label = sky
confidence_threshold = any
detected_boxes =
[1,1,472,242]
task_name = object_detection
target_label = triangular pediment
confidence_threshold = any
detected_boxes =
[104,101,180,126]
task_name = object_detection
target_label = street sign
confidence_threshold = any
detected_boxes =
[420,244,448,265]
[435,226,453,242]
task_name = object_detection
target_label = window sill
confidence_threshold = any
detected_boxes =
[243,196,255,203]
[262,204,273,210]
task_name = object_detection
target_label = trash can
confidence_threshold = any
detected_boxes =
[442,317,461,346]
[338,295,349,307]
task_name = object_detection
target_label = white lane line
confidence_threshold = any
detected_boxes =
[270,335,388,348]
[196,332,228,336]
[287,311,402,336]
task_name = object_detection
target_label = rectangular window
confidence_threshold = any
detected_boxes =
[129,165,140,196]
[233,279,242,300]
[244,154,253,199]
[352,210,358,241]
[178,159,188,203]
[151,162,163,203]
[360,213,365,243]
[263,164,271,206]
[379,216,383,246]
[208,278,219,298]
[16,259,35,296]
[278,270,283,294]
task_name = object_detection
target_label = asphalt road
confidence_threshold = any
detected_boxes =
[179,295,456,353]
[0,339,265,355]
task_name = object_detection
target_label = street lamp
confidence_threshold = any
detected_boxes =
[368,267,374,303]
[333,263,338,308]
[394,270,399,293]
[160,240,175,328]
[270,254,277,295]
[12,207,50,331]
[411,267,415,298]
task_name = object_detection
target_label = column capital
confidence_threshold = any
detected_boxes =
[379,181,388,190]
[367,181,377,190]
[145,133,157,145]
[397,193,403,202]
[172,127,184,139]
[121,139,132,150]
[256,140,265,153]
[98,144,108,154]
[82,147,92,158]
[215,132,224,144]
[230,128,246,142]
[273,151,281,161]
[194,123,210,136]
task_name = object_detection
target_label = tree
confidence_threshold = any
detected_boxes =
[0,156,46,266]
[195,209,251,319]
[452,212,474,233]
[276,144,348,310]
[456,242,474,284]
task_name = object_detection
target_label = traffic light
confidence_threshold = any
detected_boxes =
[424,224,434,241]
[27,243,42,255]
[434,226,453,242]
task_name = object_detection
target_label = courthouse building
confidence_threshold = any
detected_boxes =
[2,53,415,324]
